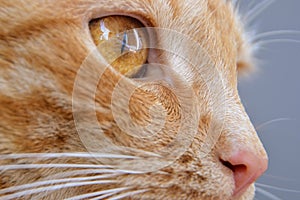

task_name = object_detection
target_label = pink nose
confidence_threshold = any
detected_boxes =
[222,150,268,196]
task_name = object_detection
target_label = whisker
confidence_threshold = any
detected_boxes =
[253,30,300,43]
[0,152,139,160]
[89,192,118,200]
[48,168,144,180]
[255,117,294,130]
[244,0,275,23]
[255,39,300,47]
[262,173,297,181]
[65,187,130,200]
[0,163,113,171]
[108,189,149,200]
[0,164,145,177]
[48,169,120,179]
[256,187,282,200]
[0,180,117,200]
[48,169,111,179]
[0,174,119,195]
[256,183,300,193]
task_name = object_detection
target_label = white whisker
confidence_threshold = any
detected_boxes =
[0,163,145,176]
[0,152,139,160]
[89,192,117,200]
[256,183,300,193]
[0,175,119,195]
[48,169,118,179]
[108,189,149,200]
[262,173,296,181]
[253,30,300,43]
[255,118,294,130]
[0,164,145,178]
[0,180,117,200]
[255,39,300,47]
[48,168,144,180]
[256,187,282,200]
[244,0,275,23]
[65,187,130,200]
[0,163,112,171]
[134,150,162,158]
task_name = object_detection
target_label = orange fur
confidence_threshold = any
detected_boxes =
[0,0,267,199]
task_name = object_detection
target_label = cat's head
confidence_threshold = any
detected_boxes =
[0,0,267,199]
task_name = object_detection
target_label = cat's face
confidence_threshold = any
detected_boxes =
[0,0,268,199]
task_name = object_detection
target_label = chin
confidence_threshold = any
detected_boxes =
[233,184,255,200]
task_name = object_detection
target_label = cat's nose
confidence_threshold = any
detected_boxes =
[222,150,268,197]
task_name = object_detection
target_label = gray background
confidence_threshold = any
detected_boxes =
[237,0,300,199]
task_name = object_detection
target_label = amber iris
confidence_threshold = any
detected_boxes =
[89,16,149,77]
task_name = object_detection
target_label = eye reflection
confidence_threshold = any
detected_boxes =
[89,16,149,77]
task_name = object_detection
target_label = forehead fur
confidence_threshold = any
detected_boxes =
[1,0,252,71]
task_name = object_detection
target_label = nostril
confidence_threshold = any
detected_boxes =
[221,159,246,174]
[220,159,234,171]
[220,150,268,197]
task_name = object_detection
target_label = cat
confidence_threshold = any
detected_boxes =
[0,0,268,199]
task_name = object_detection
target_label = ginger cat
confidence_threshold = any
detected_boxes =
[0,0,268,199]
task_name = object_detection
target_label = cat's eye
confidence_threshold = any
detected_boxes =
[89,16,149,78]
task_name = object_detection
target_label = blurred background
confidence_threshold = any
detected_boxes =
[237,0,300,199]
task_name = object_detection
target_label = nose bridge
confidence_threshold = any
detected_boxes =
[214,96,269,196]
[217,96,268,161]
